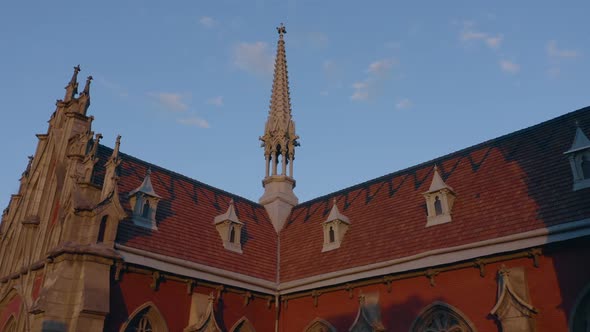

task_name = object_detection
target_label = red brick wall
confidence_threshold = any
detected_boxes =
[280,242,590,331]
[105,271,275,331]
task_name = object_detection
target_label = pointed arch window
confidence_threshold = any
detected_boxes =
[434,196,443,216]
[329,226,335,243]
[230,317,256,332]
[142,201,151,219]
[121,303,169,332]
[229,224,236,243]
[303,318,336,332]
[410,302,477,332]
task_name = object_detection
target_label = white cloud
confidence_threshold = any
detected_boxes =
[199,16,216,28]
[206,96,223,107]
[233,42,274,75]
[500,60,520,74]
[148,92,189,111]
[459,22,503,50]
[350,59,396,101]
[547,40,579,59]
[350,81,369,101]
[309,32,329,48]
[177,116,210,128]
[367,59,397,75]
[395,98,413,110]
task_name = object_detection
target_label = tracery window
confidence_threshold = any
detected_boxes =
[304,319,335,332]
[410,302,476,332]
[122,303,168,332]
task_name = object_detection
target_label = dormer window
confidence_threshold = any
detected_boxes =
[214,199,243,253]
[128,168,161,230]
[423,166,456,227]
[564,124,590,191]
[322,199,350,252]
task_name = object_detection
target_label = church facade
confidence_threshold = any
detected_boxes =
[1,26,590,332]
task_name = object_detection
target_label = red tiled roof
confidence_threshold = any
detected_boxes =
[95,147,278,281]
[96,106,590,284]
[279,106,590,281]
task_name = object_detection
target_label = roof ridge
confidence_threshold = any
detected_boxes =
[295,105,590,208]
[97,144,264,207]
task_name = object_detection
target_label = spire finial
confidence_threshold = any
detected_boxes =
[64,65,81,102]
[111,135,121,161]
[277,23,286,38]
[147,167,152,176]
[82,75,93,95]
[70,65,81,84]
[575,120,580,127]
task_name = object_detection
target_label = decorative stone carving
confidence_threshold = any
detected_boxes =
[564,123,590,191]
[214,199,244,253]
[184,293,222,332]
[322,198,350,252]
[350,293,385,332]
[410,301,476,332]
[490,266,537,331]
[423,165,456,227]
[129,168,161,230]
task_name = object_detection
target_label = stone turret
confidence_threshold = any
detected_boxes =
[259,24,300,233]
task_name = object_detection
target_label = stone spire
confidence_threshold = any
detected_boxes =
[78,76,93,115]
[64,65,81,102]
[260,23,300,179]
[259,24,299,233]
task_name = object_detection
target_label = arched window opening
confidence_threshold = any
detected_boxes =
[142,200,151,219]
[410,302,476,332]
[122,303,168,332]
[304,318,336,332]
[329,226,335,243]
[229,225,236,243]
[97,215,108,243]
[434,196,443,216]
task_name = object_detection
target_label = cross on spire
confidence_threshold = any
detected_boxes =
[277,23,286,38]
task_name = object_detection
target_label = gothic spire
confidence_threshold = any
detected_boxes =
[258,24,299,233]
[260,23,299,179]
[64,65,81,102]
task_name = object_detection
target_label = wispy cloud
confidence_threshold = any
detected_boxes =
[233,42,274,76]
[309,32,329,48]
[94,76,128,97]
[500,60,520,74]
[395,98,413,110]
[459,21,503,50]
[547,40,579,59]
[177,116,210,128]
[148,92,190,111]
[351,58,396,101]
[199,16,216,28]
[206,96,224,107]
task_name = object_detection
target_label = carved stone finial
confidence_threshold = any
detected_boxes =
[22,155,34,178]
[70,65,81,84]
[82,75,93,95]
[111,135,121,160]
[277,23,286,37]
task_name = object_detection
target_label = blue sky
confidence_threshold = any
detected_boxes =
[1,1,589,209]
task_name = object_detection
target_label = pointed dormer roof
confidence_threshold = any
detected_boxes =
[564,123,590,154]
[64,65,81,102]
[426,166,454,193]
[214,199,243,225]
[325,198,350,224]
[129,168,161,198]
[260,23,299,160]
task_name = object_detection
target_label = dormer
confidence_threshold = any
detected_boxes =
[423,166,455,227]
[322,199,350,252]
[214,199,243,253]
[128,168,161,230]
[564,124,590,191]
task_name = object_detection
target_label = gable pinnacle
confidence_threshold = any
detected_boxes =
[64,65,81,102]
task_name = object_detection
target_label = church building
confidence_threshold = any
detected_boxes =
[1,25,590,332]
